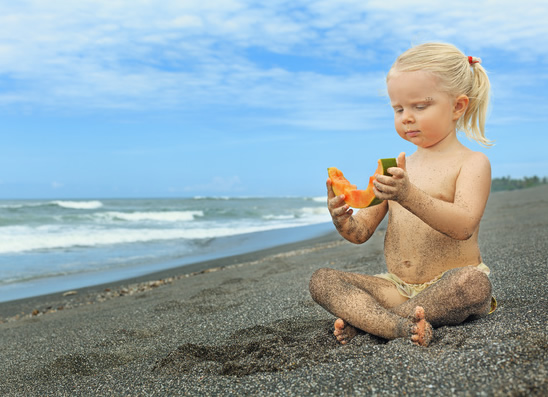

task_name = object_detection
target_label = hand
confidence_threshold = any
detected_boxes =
[373,152,411,203]
[326,178,353,227]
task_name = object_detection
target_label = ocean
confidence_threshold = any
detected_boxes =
[0,197,332,303]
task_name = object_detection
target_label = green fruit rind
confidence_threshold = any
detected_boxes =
[364,158,397,208]
[379,158,398,176]
[367,197,384,207]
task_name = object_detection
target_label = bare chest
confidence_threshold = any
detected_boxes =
[406,160,462,203]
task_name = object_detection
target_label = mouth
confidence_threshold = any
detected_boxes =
[405,130,420,138]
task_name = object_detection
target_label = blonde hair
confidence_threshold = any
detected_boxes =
[387,43,492,147]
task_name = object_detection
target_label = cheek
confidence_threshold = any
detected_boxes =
[393,115,401,130]
[394,120,407,139]
[420,117,439,133]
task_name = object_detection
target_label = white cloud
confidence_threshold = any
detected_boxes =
[0,0,547,129]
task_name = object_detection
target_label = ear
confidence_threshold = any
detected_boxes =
[453,94,469,121]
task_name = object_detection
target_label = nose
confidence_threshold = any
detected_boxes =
[401,109,414,128]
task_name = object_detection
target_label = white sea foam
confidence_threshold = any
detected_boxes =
[0,214,330,254]
[262,214,295,220]
[0,201,46,209]
[95,211,204,223]
[51,200,104,210]
[311,196,327,203]
[0,225,192,254]
[300,206,330,217]
[192,196,230,200]
[0,203,23,209]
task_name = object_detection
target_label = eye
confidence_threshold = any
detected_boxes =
[393,107,403,114]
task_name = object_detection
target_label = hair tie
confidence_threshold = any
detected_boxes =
[468,56,481,65]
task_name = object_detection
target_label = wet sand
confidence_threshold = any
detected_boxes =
[1,186,546,396]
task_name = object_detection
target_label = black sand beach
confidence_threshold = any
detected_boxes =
[1,186,547,396]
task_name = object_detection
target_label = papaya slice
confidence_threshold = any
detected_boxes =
[328,158,397,208]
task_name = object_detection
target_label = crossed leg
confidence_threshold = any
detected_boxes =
[334,306,432,345]
[309,265,492,346]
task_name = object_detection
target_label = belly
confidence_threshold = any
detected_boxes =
[383,216,482,283]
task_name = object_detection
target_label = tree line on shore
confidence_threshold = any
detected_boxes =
[491,176,547,192]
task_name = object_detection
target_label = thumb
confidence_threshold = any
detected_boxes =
[397,152,406,171]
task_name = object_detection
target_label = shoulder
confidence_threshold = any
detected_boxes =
[460,150,491,173]
[457,150,491,187]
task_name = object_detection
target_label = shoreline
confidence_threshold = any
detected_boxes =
[0,228,340,320]
[0,197,331,304]
[0,221,333,307]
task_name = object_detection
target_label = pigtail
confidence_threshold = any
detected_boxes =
[459,61,493,147]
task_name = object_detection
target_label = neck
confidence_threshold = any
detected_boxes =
[417,130,462,154]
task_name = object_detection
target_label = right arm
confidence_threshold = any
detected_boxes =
[326,178,388,244]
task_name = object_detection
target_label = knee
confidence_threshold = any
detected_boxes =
[455,266,492,305]
[309,267,336,302]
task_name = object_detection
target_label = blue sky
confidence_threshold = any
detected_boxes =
[1,0,547,199]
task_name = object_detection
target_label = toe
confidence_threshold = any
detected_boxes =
[334,318,345,330]
[414,306,425,321]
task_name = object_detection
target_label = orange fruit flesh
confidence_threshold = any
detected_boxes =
[327,158,396,208]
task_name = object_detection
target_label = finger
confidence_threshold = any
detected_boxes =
[328,194,347,211]
[373,180,393,197]
[336,203,351,216]
[326,178,336,199]
[375,174,394,186]
[397,152,406,171]
[373,185,385,199]
[334,206,353,219]
[386,166,404,179]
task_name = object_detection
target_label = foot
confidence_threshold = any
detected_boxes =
[333,318,358,345]
[409,306,433,347]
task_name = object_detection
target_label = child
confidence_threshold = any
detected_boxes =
[309,43,495,347]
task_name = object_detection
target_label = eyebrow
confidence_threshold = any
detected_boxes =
[390,97,433,107]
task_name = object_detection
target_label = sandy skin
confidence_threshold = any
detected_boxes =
[334,306,433,346]
[311,67,494,347]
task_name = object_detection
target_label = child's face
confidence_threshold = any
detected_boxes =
[387,70,459,149]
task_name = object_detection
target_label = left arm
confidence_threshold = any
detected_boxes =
[374,152,491,240]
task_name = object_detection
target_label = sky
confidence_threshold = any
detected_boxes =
[1,0,547,199]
